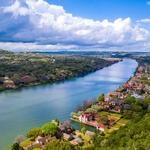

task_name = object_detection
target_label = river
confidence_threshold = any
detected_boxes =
[0,59,138,150]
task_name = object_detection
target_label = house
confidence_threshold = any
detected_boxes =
[96,123,106,131]
[104,95,112,102]
[79,113,95,123]
[59,121,74,134]
[70,138,83,145]
[123,83,132,89]
[131,94,145,100]
[123,83,145,94]
[35,136,53,146]
[3,78,15,89]
[63,133,74,141]
[109,92,120,98]
[85,131,95,139]
[137,66,144,73]
[20,75,35,84]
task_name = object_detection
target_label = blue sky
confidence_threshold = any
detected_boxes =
[0,0,150,52]
[47,0,150,21]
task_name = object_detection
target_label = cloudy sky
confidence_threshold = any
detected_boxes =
[0,0,150,52]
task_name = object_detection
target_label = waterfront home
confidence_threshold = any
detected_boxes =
[104,95,113,102]
[135,73,142,79]
[96,123,106,131]
[3,78,15,89]
[20,75,35,84]
[85,131,96,139]
[59,121,74,134]
[98,101,109,110]
[145,85,150,94]
[137,66,144,73]
[104,92,123,101]
[63,133,74,141]
[109,104,122,113]
[98,99,123,113]
[123,83,145,94]
[109,92,121,98]
[131,94,145,100]
[79,113,95,123]
[35,136,51,145]
[70,138,83,145]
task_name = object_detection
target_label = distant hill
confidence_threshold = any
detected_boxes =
[0,49,13,54]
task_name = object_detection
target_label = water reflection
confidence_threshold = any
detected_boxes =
[0,59,138,149]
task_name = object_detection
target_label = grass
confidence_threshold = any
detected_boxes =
[98,111,109,116]
[104,128,116,134]
[113,123,122,129]
[109,113,122,118]
[117,118,129,125]
[33,148,41,150]
[75,130,92,142]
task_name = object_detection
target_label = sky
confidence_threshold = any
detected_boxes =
[0,0,150,52]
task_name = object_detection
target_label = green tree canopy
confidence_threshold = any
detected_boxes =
[27,128,42,140]
[45,140,75,150]
[42,122,58,136]
[97,114,109,125]
[10,143,23,150]
[97,94,105,102]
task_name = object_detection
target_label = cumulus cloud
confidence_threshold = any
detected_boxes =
[0,0,150,51]
[137,19,150,23]
[0,42,79,52]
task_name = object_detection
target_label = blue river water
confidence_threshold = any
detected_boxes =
[0,59,138,149]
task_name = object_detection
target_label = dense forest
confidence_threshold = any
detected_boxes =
[0,50,118,91]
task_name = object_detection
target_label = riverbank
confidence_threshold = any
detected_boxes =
[0,59,137,150]
[0,50,120,92]
[71,63,150,134]
[9,61,150,150]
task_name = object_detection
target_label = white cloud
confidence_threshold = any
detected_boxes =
[0,42,79,52]
[137,18,150,23]
[3,0,29,17]
[0,0,150,51]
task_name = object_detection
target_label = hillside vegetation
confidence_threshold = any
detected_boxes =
[0,50,118,91]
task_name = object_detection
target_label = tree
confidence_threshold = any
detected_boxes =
[45,140,75,150]
[97,114,109,125]
[91,104,100,112]
[10,143,23,150]
[97,94,104,102]
[42,122,58,136]
[51,119,60,126]
[27,128,42,140]
[126,96,136,104]
[81,127,87,133]
[86,107,97,113]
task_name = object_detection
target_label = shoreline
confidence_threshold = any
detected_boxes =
[0,59,121,93]
[3,59,139,150]
[70,60,139,129]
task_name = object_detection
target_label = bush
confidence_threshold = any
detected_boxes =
[27,128,42,140]
[42,122,58,136]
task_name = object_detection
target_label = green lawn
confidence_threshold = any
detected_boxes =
[109,113,122,118]
[117,118,129,125]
